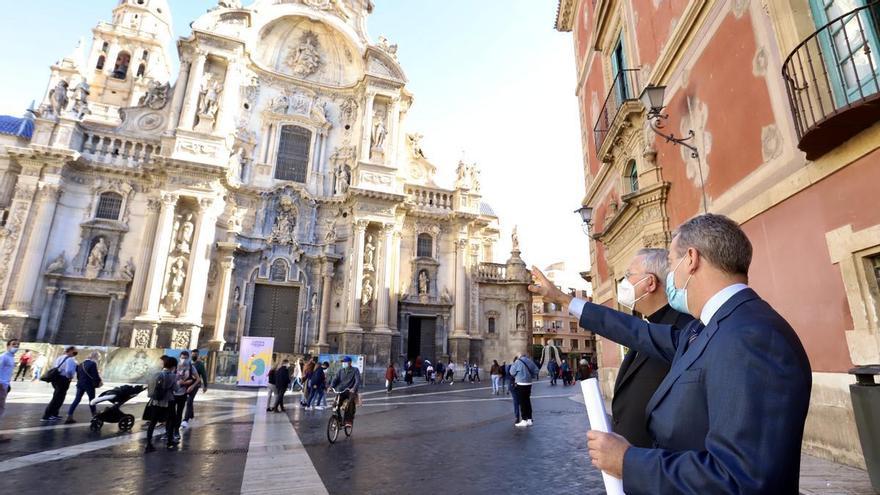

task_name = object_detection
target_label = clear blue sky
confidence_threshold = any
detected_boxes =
[0,0,589,277]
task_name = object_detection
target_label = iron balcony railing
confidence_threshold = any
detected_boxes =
[782,1,880,157]
[593,68,640,152]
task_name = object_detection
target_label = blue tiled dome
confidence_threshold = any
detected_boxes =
[0,115,34,140]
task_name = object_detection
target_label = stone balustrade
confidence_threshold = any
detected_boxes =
[476,262,507,281]
[81,131,161,167]
[406,186,454,211]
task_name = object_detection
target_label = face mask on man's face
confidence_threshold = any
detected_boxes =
[344,362,351,369]
[9,346,18,353]
[616,275,651,311]
[665,255,694,315]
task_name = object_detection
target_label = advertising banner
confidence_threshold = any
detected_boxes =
[238,337,275,387]
[318,354,366,384]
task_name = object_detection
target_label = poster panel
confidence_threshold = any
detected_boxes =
[238,337,275,387]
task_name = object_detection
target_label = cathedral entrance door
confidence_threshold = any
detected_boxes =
[56,295,111,345]
[249,284,299,354]
[407,316,437,363]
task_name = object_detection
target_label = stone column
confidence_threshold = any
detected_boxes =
[389,97,402,165]
[344,220,368,332]
[181,198,219,326]
[9,184,61,313]
[140,193,178,318]
[180,51,207,131]
[106,293,123,345]
[215,60,239,135]
[210,244,236,351]
[375,224,395,333]
[167,60,192,131]
[47,289,67,343]
[124,197,162,318]
[36,286,57,341]
[390,229,402,333]
[361,92,376,162]
[316,260,333,352]
[453,238,468,335]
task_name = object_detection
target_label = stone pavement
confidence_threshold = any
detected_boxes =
[0,379,874,494]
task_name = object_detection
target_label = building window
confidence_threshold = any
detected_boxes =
[488,317,496,333]
[112,51,131,80]
[612,34,630,102]
[95,192,123,220]
[554,339,563,347]
[571,339,579,350]
[96,55,106,70]
[871,254,880,297]
[570,321,577,332]
[626,159,639,192]
[417,233,433,257]
[136,63,146,77]
[275,125,311,183]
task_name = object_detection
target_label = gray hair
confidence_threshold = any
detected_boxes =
[673,214,752,276]
[636,248,670,288]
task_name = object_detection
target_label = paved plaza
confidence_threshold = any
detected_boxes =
[0,378,875,494]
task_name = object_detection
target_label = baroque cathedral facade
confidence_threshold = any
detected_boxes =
[0,0,531,375]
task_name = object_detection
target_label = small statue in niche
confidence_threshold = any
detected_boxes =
[334,165,350,195]
[164,256,187,311]
[269,196,297,245]
[370,110,387,152]
[418,270,429,295]
[176,213,195,254]
[324,217,338,243]
[233,286,241,303]
[86,237,108,277]
[516,305,527,329]
[121,258,136,280]
[310,99,328,125]
[46,252,67,274]
[198,74,222,119]
[70,81,91,119]
[287,31,322,77]
[270,94,289,114]
[310,292,319,313]
[361,277,373,306]
[48,80,69,116]
[363,235,375,272]
[139,80,170,109]
[511,225,520,252]
[227,147,245,183]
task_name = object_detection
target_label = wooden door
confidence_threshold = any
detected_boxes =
[249,284,299,353]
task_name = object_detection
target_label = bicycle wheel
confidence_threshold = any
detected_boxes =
[344,422,353,437]
[327,415,340,444]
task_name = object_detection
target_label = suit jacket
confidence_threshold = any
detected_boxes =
[580,288,811,494]
[612,305,692,448]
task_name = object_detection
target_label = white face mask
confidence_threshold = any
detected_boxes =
[9,347,18,353]
[617,275,651,311]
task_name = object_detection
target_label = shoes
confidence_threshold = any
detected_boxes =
[304,406,312,410]
[172,434,181,443]
[166,443,177,450]
[64,417,76,424]
[181,421,189,429]
[144,443,156,453]
[526,419,534,427]
[48,416,63,421]
[40,418,51,422]
[266,408,272,412]
[315,406,325,411]
[514,420,529,427]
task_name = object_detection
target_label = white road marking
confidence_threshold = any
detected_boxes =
[0,409,252,474]
[240,391,327,495]
[361,384,494,402]
[361,393,574,407]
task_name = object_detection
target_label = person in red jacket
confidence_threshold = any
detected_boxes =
[385,362,398,394]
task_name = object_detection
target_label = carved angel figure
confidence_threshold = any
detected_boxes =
[287,32,322,77]
[511,225,520,252]
[418,270,429,295]
[70,81,91,119]
[198,74,222,118]
[46,252,66,274]
[217,0,242,8]
[139,80,170,109]
[48,80,69,116]
[334,165,350,195]
[377,36,399,58]
[407,133,426,158]
[121,258,136,280]
[311,99,328,125]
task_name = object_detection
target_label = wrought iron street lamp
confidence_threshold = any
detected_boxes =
[575,206,593,235]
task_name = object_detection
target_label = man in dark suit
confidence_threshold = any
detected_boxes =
[613,248,693,448]
[530,214,812,494]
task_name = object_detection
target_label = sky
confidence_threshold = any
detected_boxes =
[0,0,590,279]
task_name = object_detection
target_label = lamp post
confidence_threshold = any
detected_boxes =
[575,206,593,235]
[639,85,708,214]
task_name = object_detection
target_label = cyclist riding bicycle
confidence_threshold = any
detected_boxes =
[329,356,361,426]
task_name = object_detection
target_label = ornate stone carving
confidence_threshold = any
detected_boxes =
[70,81,91,119]
[268,196,297,246]
[516,304,527,330]
[132,328,152,348]
[377,36,399,59]
[301,0,351,20]
[139,80,171,109]
[339,97,358,127]
[286,31,322,77]
[370,109,387,156]
[163,255,187,312]
[175,213,196,254]
[85,237,108,279]
[363,235,376,272]
[46,252,67,274]
[48,80,70,117]
[511,226,520,252]
[171,328,192,350]
[121,257,136,280]
[418,270,429,295]
[361,277,374,306]
[407,133,426,158]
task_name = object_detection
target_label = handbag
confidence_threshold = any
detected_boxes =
[40,356,70,383]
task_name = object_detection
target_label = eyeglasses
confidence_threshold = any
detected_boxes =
[624,270,655,280]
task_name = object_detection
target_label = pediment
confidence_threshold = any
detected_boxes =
[365,49,406,82]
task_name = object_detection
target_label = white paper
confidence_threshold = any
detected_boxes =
[581,378,626,495]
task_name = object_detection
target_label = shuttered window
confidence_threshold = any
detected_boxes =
[95,192,123,220]
[275,125,311,183]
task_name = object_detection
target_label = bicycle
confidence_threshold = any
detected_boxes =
[327,387,354,444]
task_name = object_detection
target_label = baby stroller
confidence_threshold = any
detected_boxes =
[89,384,146,432]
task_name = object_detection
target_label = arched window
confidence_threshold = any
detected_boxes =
[626,159,639,192]
[488,317,496,334]
[136,63,146,77]
[96,55,106,70]
[275,125,311,183]
[95,192,123,220]
[417,233,433,257]
[112,51,131,80]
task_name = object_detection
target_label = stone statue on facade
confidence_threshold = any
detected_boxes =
[70,81,91,119]
[48,80,69,117]
[217,0,242,8]
[377,36,399,59]
[139,80,171,109]
[311,99,328,125]
[361,277,373,306]
[287,31,322,77]
[418,270,429,295]
[370,110,387,154]
[310,292,319,313]
[455,160,473,190]
[228,148,245,184]
[511,225,520,252]
[334,165,350,195]
[46,252,66,274]
[164,256,187,312]
[86,238,108,278]
[363,235,375,272]
[516,304,527,329]
[121,257,136,280]
[176,213,195,254]
[270,94,289,114]
[198,74,222,119]
[339,97,358,127]
[407,133,426,158]
[269,196,297,245]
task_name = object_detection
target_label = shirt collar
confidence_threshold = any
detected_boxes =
[700,283,749,325]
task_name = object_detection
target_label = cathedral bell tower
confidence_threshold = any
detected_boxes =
[82,0,174,119]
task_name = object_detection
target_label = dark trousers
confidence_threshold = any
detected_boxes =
[146,407,173,447]
[510,383,520,420]
[339,390,357,423]
[43,378,70,419]
[14,364,30,381]
[184,389,198,421]
[67,385,96,417]
[171,395,186,437]
[274,387,287,411]
[550,370,558,385]
[515,384,533,420]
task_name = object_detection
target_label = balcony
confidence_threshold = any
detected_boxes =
[405,186,454,211]
[782,1,880,160]
[475,263,507,282]
[81,131,161,168]
[593,69,641,152]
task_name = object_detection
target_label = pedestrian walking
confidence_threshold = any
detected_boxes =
[404,360,413,385]
[547,359,559,386]
[473,363,481,383]
[41,346,78,422]
[445,361,455,385]
[490,360,502,394]
[426,363,435,384]
[301,357,317,406]
[65,351,102,423]
[506,359,520,423]
[424,360,432,383]
[14,350,31,382]
[561,360,572,386]
[500,361,509,394]
[31,353,47,381]
[273,360,291,412]
[180,350,202,427]
[509,352,539,427]
[292,358,304,391]
[267,364,278,412]
[575,359,592,381]
[385,362,398,394]
[305,361,326,410]
[0,339,20,443]
[172,350,200,438]
[144,355,178,453]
